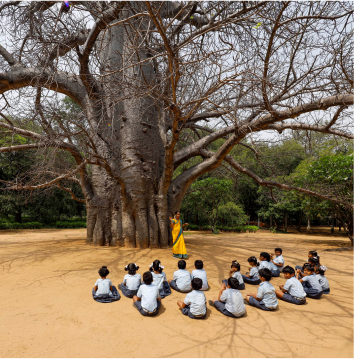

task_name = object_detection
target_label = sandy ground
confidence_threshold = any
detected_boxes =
[0,229,352,358]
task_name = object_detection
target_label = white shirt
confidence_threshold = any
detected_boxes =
[302,274,323,292]
[184,290,207,316]
[152,272,167,289]
[192,269,208,290]
[173,269,192,292]
[259,261,273,271]
[94,278,112,296]
[220,288,246,317]
[316,274,329,290]
[249,267,259,279]
[257,281,278,309]
[123,274,141,290]
[137,284,160,312]
[232,271,244,285]
[272,255,285,270]
[283,276,306,299]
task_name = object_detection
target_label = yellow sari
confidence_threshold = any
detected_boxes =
[171,219,188,259]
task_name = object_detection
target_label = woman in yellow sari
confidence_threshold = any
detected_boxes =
[170,211,189,259]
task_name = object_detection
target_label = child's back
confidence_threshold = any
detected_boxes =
[174,268,192,292]
[184,289,207,317]
[192,269,208,290]
[152,271,167,289]
[123,273,141,290]
[220,287,245,317]
[137,283,160,312]
[95,278,113,296]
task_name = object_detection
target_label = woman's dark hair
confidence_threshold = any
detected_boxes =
[260,252,271,261]
[191,278,202,290]
[143,271,153,285]
[247,256,258,266]
[195,260,203,269]
[303,264,314,273]
[275,248,282,254]
[178,260,186,269]
[258,268,272,281]
[308,257,320,266]
[125,263,139,275]
[175,211,180,215]
[149,259,163,273]
[228,277,239,289]
[231,260,240,271]
[98,266,109,277]
[282,266,295,275]
[309,250,320,261]
[314,264,327,275]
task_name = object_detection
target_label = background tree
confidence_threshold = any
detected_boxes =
[0,1,352,247]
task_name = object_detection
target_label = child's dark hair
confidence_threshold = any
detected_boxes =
[309,250,320,261]
[260,252,271,261]
[308,257,320,266]
[282,266,295,275]
[191,278,203,290]
[275,248,282,254]
[195,260,203,269]
[178,259,186,269]
[125,263,139,275]
[231,260,240,271]
[303,264,314,273]
[98,266,109,277]
[314,264,327,275]
[143,271,153,285]
[228,277,239,289]
[149,259,164,273]
[247,256,258,266]
[259,268,272,281]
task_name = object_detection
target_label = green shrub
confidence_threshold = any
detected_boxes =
[185,224,199,230]
[0,222,43,230]
[55,221,87,229]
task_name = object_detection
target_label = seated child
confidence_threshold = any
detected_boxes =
[92,266,120,303]
[119,263,141,298]
[314,264,330,294]
[245,268,278,311]
[209,277,246,318]
[223,260,245,290]
[177,278,207,319]
[295,250,320,273]
[149,260,171,298]
[270,248,284,277]
[259,252,273,272]
[296,264,323,299]
[275,266,306,305]
[169,259,192,292]
[133,272,161,316]
[242,256,261,285]
[192,260,209,291]
[296,257,320,279]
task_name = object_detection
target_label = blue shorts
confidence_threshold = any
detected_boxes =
[271,269,280,277]
[323,288,330,295]
[214,301,245,318]
[302,282,323,299]
[135,301,161,316]
[282,293,306,305]
[120,283,139,298]
[92,286,120,303]
[248,296,275,311]
[182,306,206,319]
[242,274,261,285]
[159,281,172,298]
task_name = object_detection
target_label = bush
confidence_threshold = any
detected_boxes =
[0,222,43,230]
[185,224,199,230]
[55,221,86,229]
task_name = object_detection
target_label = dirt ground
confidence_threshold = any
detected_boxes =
[0,229,352,358]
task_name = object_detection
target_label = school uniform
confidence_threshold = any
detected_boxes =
[214,288,246,318]
[259,261,273,271]
[135,283,161,316]
[192,269,209,290]
[223,271,245,290]
[270,255,284,277]
[281,276,307,305]
[242,267,261,285]
[248,281,278,311]
[316,274,330,294]
[152,272,171,298]
[92,278,120,303]
[182,290,207,319]
[302,274,323,299]
[120,274,141,298]
[170,269,192,292]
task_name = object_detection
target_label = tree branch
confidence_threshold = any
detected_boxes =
[55,183,86,203]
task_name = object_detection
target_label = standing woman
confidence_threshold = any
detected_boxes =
[169,211,189,259]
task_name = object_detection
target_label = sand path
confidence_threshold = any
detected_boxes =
[0,229,352,358]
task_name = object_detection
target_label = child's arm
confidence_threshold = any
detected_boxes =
[218,283,226,301]
[271,260,283,267]
[279,285,288,293]
[94,286,98,291]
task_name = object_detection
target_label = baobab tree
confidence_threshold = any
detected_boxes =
[0,1,353,247]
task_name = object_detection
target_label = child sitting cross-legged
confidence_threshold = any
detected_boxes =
[92,266,120,303]
[209,277,246,318]
[177,278,207,319]
[270,248,284,277]
[169,259,192,293]
[223,260,245,290]
[242,256,261,285]
[149,260,171,298]
[133,272,161,316]
[314,264,330,294]
[275,266,307,305]
[297,264,323,299]
[119,263,141,298]
[192,260,209,291]
[245,268,278,311]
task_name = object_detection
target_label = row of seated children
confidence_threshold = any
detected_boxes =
[92,249,330,318]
